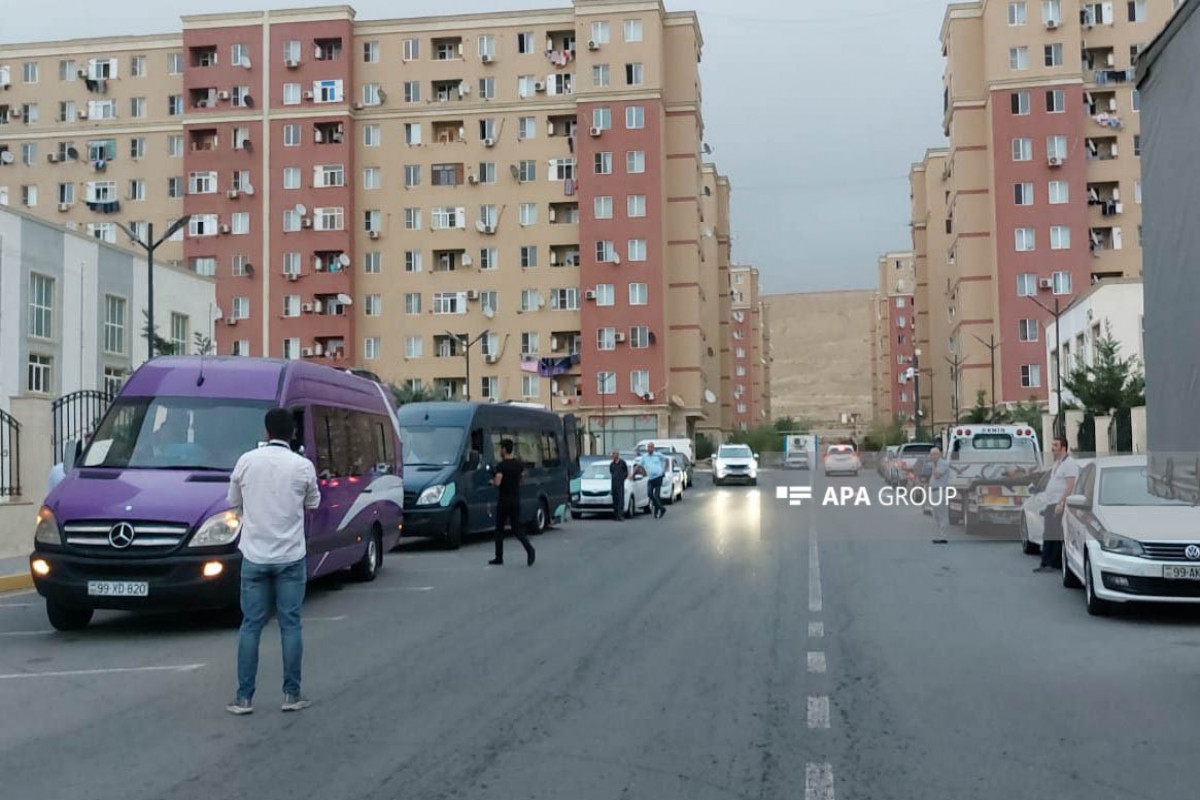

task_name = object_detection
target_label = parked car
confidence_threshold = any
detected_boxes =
[1019,460,1092,554]
[635,438,695,463]
[785,434,813,470]
[878,445,900,478]
[888,442,937,486]
[1061,455,1200,615]
[823,444,861,477]
[673,452,695,488]
[661,455,686,503]
[572,458,651,519]
[713,444,758,485]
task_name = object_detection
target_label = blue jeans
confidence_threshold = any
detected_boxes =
[647,477,665,515]
[237,556,306,700]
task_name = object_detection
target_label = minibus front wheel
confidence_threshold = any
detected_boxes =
[443,507,465,550]
[47,601,94,632]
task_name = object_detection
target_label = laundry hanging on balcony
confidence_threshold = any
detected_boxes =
[521,353,580,376]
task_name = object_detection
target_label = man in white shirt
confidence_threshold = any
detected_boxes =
[225,407,320,715]
[1034,435,1079,573]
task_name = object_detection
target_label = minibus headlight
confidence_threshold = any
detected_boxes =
[417,483,455,506]
[34,507,61,545]
[189,510,242,547]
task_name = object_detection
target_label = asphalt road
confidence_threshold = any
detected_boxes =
[1,470,1198,799]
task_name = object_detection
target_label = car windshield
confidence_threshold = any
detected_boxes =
[828,446,854,455]
[718,445,752,458]
[1099,466,1190,507]
[900,444,935,455]
[584,462,616,479]
[80,397,273,471]
[400,425,466,466]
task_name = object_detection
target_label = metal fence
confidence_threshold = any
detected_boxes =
[51,390,113,462]
[0,408,20,498]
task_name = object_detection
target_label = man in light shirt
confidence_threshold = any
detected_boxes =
[225,407,320,715]
[642,442,668,519]
[1034,436,1079,573]
[928,447,951,543]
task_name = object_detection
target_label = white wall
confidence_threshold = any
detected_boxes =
[1046,281,1144,413]
[130,258,220,364]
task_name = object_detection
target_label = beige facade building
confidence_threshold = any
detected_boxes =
[870,252,916,423]
[728,265,769,431]
[929,0,1174,419]
[0,0,743,447]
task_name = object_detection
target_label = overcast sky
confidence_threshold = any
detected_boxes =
[7,0,950,295]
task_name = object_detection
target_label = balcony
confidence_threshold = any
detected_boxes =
[1086,136,1119,161]
[1093,68,1136,86]
[433,37,463,61]
[432,162,464,187]
[549,245,580,267]
[1087,182,1124,218]
[189,128,219,151]
[1085,89,1120,122]
[190,46,217,68]
[548,114,577,139]
[549,202,579,225]
[433,378,465,400]
[434,336,465,359]
[550,331,582,355]
[313,250,349,274]
[190,88,219,109]
[432,249,468,272]
[312,293,350,315]
[314,38,343,61]
[1089,225,1124,255]
[433,120,465,143]
[546,30,576,67]
[432,80,467,103]
[313,121,345,144]
[1082,45,1117,73]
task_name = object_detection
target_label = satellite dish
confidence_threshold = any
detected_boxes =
[461,254,473,266]
[243,184,254,195]
[336,293,352,305]
[475,220,488,233]
[67,147,79,160]
[704,390,718,404]
[212,306,224,320]
[483,307,495,319]
[243,95,255,107]
[338,253,351,267]
[295,204,307,216]
[0,151,13,164]
[509,163,520,179]
[378,88,388,101]
[242,56,252,68]
[611,254,621,265]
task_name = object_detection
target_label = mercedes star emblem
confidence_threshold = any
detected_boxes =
[108,522,136,550]
[1185,545,1200,561]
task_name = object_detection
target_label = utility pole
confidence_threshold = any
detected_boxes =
[447,329,490,402]
[912,348,922,440]
[972,334,1002,415]
[945,353,966,424]
[116,217,193,359]
[1026,293,1065,439]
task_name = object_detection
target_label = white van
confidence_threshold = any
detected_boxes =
[635,438,694,462]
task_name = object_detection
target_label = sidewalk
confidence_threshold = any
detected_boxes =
[0,554,32,593]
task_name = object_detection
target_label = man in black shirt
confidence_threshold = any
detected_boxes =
[491,439,535,566]
[608,451,629,521]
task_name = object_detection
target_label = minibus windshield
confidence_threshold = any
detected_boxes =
[80,397,273,471]
[400,425,466,466]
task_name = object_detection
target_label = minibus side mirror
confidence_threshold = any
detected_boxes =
[464,450,481,471]
[61,438,83,471]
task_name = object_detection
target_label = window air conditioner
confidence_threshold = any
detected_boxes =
[467,174,479,185]
[302,347,314,357]
[467,289,480,300]
[368,230,380,240]
[534,81,546,92]
[285,59,300,69]
[48,153,61,163]
[218,90,230,100]
[226,317,239,326]
[1039,278,1053,289]
[588,40,599,51]
[1048,156,1062,167]
[614,331,626,343]
[286,273,300,282]
[58,202,71,212]
[585,289,597,300]
[589,126,602,137]
[78,110,88,119]
[219,223,231,234]
[227,189,240,199]
[301,303,314,313]
[485,355,499,364]
[1045,19,1059,29]
[481,53,494,63]
[304,90,314,100]
[301,218,313,228]
[483,137,495,148]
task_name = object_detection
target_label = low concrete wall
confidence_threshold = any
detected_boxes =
[0,500,34,560]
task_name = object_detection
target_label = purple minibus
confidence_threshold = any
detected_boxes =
[29,357,403,631]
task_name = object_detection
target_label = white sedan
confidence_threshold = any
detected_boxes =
[1020,459,1091,554]
[823,445,861,477]
[1062,455,1200,615]
[660,456,686,504]
[572,459,651,519]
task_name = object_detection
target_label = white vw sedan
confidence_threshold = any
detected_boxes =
[572,458,651,519]
[1062,455,1200,615]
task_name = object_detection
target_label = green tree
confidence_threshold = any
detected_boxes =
[962,390,992,424]
[193,333,215,356]
[141,311,177,356]
[1061,326,1145,416]
[390,382,438,407]
[695,432,715,461]
[728,423,783,454]
[862,417,907,450]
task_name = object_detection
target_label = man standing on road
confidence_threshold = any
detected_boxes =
[609,451,629,521]
[929,447,951,543]
[491,439,535,566]
[226,407,320,716]
[1034,436,1079,573]
[643,442,667,520]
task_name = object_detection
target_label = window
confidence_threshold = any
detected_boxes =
[596,241,616,262]
[478,162,496,184]
[625,106,645,129]
[480,248,498,270]
[189,171,217,194]
[314,206,344,231]
[283,210,301,232]
[277,252,298,277]
[592,21,611,43]
[231,212,250,235]
[363,41,379,63]
[593,107,612,130]
[1135,180,1142,204]
[1015,227,1035,251]
[432,206,464,230]
[1018,319,1039,342]
[282,295,301,318]
[361,167,381,190]
[624,19,643,42]
[232,340,250,357]
[518,75,537,97]
[1014,182,1034,206]
[1017,273,1037,297]
[627,195,647,217]
[1046,89,1065,113]
[59,59,76,81]
[1050,226,1071,251]
[1134,135,1141,157]
[1012,138,1032,161]
[277,338,298,361]
[364,338,381,361]
[522,375,540,399]
[20,185,37,208]
[398,80,419,103]
[626,62,644,85]
[630,326,650,349]
[20,143,36,166]
[1021,365,1041,388]
[629,283,648,305]
[593,64,610,87]
[1008,1,1027,24]
[231,297,251,321]
[130,137,145,160]
[402,122,423,145]
[103,367,126,396]
[314,79,343,103]
[1052,270,1072,295]
[362,83,382,106]
[628,239,647,261]
[1044,43,1063,67]
[521,246,538,268]
[168,177,183,198]
[597,372,616,395]
[188,214,219,237]
[283,40,301,63]
[130,96,146,118]
[522,333,540,355]
[1010,91,1030,115]
[22,61,38,83]
[519,203,538,226]
[597,328,617,352]
[1009,46,1029,70]
[363,124,381,147]
[477,34,495,59]
[27,355,53,394]
[318,163,345,187]
[518,116,536,140]
[550,158,576,182]
[1043,0,1061,22]
[1128,0,1146,22]
[1132,89,1140,112]
[629,370,651,397]
[57,182,75,205]
[169,94,184,116]
[594,197,613,219]
[518,31,535,54]
[403,38,420,60]
[517,160,536,182]
[405,294,422,316]
[28,274,54,339]
[1049,181,1069,204]
[478,77,495,99]
[405,251,423,272]
[405,208,422,230]
[404,164,421,188]
[626,151,646,173]
[595,284,615,306]
[1047,135,1067,160]
[405,336,423,358]
[283,124,301,146]
[594,152,613,174]
[59,100,76,122]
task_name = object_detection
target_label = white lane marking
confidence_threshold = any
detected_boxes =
[808,535,823,613]
[807,696,830,729]
[0,663,205,681]
[805,763,835,800]
[0,630,54,638]
[809,621,824,638]
[807,651,827,674]
[305,615,347,622]
[344,586,434,593]
[0,603,34,609]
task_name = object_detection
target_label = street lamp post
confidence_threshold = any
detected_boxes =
[912,347,922,440]
[972,334,1002,414]
[945,353,966,424]
[116,217,192,359]
[447,329,490,402]
[1026,293,1065,438]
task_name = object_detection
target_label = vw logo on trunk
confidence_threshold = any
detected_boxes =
[1185,545,1200,561]
[108,522,136,549]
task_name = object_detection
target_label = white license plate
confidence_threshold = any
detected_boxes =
[87,581,149,597]
[1163,566,1200,580]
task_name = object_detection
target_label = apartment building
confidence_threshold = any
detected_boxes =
[0,1,736,442]
[936,0,1174,410]
[870,252,916,423]
[728,265,768,431]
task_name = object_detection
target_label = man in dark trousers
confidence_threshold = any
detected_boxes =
[490,439,535,566]
[609,451,629,521]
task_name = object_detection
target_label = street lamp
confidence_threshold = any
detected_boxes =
[115,216,192,359]
[446,329,489,402]
[912,348,922,440]
[972,334,1002,414]
[945,353,965,425]
[1026,292,1065,438]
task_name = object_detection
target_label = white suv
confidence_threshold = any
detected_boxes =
[713,444,758,486]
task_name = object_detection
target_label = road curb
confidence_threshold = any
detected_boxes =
[0,572,33,593]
